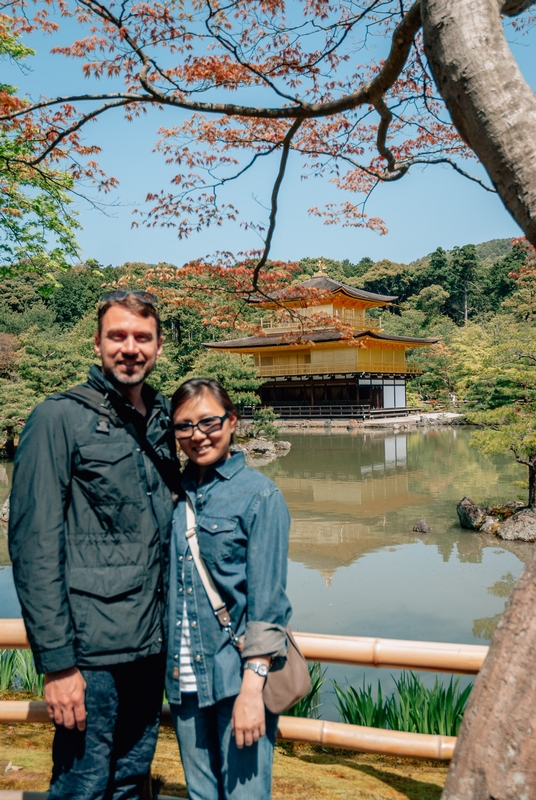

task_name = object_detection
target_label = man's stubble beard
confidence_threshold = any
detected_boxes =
[103,361,154,388]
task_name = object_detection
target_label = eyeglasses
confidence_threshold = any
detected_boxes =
[101,290,157,305]
[173,413,229,439]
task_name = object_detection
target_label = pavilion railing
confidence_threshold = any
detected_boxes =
[0,620,487,767]
[257,362,422,377]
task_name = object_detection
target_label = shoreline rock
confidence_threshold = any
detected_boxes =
[497,508,536,542]
[231,438,292,467]
[457,496,535,541]
[413,518,432,534]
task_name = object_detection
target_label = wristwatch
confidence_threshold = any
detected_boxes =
[244,661,269,678]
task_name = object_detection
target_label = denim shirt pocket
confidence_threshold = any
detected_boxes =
[197,515,239,566]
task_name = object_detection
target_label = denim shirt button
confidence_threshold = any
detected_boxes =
[187,555,193,561]
[195,655,201,662]
[191,621,197,627]
[178,556,183,562]
[178,587,183,593]
[187,588,193,594]
[174,654,179,660]
[176,620,181,626]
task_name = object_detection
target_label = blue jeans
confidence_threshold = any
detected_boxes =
[171,694,278,800]
[49,654,165,800]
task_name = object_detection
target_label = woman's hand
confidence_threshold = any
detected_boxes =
[232,660,269,748]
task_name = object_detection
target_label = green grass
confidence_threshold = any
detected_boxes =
[333,672,472,736]
[0,649,44,695]
[286,662,326,718]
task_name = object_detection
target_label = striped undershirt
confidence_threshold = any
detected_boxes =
[179,600,198,693]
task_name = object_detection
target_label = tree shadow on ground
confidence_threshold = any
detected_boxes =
[349,763,444,800]
[296,752,445,800]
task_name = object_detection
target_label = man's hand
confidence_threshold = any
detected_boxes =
[44,667,87,731]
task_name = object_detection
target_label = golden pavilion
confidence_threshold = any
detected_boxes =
[205,272,438,415]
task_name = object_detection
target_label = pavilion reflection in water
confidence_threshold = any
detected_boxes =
[270,430,530,587]
[277,433,426,585]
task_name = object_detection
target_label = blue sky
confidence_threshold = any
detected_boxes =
[6,14,536,267]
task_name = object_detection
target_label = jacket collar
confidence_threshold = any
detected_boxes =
[183,450,246,485]
[87,364,166,415]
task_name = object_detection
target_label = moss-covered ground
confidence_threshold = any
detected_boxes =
[0,716,448,799]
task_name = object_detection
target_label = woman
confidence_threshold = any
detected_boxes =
[166,378,292,800]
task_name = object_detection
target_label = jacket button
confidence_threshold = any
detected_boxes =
[212,525,217,530]
[187,588,192,594]
[178,588,183,593]
[195,655,201,662]
[178,556,183,562]
[197,494,202,499]
[147,491,152,496]
[187,555,193,561]
[174,654,179,660]
[158,637,162,642]
[176,620,181,626]
[191,621,197,627]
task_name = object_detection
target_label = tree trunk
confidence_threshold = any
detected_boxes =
[441,543,536,799]
[422,0,536,248]
[529,456,536,508]
[464,284,468,324]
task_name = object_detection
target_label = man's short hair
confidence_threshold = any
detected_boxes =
[98,293,162,338]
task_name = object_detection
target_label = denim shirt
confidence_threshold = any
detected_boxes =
[165,452,292,708]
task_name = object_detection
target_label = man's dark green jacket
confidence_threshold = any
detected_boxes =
[8,366,176,675]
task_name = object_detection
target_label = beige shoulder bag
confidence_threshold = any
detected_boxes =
[185,496,311,714]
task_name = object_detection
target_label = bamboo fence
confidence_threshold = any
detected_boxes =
[0,619,488,772]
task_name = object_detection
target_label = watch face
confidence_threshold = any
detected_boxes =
[258,664,269,677]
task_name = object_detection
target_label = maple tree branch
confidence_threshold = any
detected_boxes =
[501,0,536,15]
[297,147,496,190]
[251,118,302,292]
[374,95,408,177]
[29,98,135,166]
[3,2,422,123]
[0,94,150,121]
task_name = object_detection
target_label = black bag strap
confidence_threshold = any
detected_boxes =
[60,385,180,495]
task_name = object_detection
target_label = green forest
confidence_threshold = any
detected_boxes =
[0,237,535,499]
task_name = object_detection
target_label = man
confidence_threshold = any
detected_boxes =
[9,291,177,799]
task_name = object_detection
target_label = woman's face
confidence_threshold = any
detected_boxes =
[173,390,237,468]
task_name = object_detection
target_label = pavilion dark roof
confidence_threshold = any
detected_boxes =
[205,330,439,349]
[249,275,397,305]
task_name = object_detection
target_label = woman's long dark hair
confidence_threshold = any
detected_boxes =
[171,378,238,418]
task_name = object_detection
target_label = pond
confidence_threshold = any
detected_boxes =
[0,427,530,716]
[257,426,529,713]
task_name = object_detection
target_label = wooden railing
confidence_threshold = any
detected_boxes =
[258,315,383,334]
[257,362,422,377]
[0,619,488,771]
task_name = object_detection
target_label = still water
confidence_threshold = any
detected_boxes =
[257,426,529,711]
[0,428,529,713]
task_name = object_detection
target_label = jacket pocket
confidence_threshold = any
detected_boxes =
[197,515,240,565]
[75,444,140,504]
[68,565,147,656]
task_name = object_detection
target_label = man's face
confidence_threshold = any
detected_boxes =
[94,305,163,387]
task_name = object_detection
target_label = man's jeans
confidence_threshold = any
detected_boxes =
[49,654,165,800]
[171,693,278,800]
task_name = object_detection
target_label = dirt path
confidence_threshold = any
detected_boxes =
[0,722,448,798]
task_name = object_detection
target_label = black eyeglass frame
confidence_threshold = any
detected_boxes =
[100,290,157,305]
[173,413,229,439]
